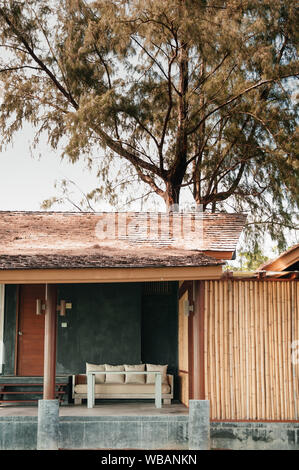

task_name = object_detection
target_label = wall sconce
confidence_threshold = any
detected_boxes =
[36,299,45,315]
[57,300,72,316]
[183,299,194,317]
[36,299,72,316]
[58,300,66,317]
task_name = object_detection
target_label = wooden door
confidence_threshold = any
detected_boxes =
[178,290,189,406]
[17,285,45,376]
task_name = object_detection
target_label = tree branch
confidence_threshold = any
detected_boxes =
[91,124,164,179]
[0,65,42,72]
[158,50,178,169]
[134,166,165,199]
[187,75,298,136]
[203,161,246,206]
[190,52,230,95]
[0,7,79,110]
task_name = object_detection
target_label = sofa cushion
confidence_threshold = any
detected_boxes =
[74,383,171,395]
[124,364,145,384]
[105,364,125,383]
[146,364,168,384]
[86,363,105,383]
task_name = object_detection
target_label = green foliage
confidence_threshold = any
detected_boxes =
[0,0,298,253]
[226,245,271,272]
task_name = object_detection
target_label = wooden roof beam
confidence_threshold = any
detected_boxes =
[0,265,223,284]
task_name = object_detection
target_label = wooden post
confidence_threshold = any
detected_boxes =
[37,283,59,450]
[192,280,205,400]
[43,284,57,400]
[188,283,194,400]
[0,284,4,374]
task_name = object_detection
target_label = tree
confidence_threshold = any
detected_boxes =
[0,0,298,251]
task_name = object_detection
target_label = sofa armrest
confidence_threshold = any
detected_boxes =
[73,374,87,387]
[167,374,174,396]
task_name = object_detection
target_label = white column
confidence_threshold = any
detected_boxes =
[87,372,95,408]
[0,285,5,374]
[155,372,162,408]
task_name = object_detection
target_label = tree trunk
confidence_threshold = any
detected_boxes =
[193,60,205,205]
[165,41,189,213]
[165,182,181,211]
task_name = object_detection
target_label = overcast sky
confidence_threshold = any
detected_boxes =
[0,123,104,212]
[0,122,297,261]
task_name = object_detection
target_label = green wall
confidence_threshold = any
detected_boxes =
[141,282,178,375]
[2,282,178,384]
[56,282,178,377]
[56,283,143,374]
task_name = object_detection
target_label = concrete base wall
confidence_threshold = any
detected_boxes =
[60,416,189,450]
[211,422,299,450]
[0,415,189,450]
[0,417,37,450]
[1,417,298,450]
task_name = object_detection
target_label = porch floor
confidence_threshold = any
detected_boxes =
[0,400,188,417]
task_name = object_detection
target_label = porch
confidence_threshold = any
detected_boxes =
[0,278,207,450]
[1,401,299,450]
[0,400,195,451]
[0,400,188,417]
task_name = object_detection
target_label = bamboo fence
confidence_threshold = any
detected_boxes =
[204,280,299,421]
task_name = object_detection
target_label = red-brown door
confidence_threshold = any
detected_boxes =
[17,285,45,376]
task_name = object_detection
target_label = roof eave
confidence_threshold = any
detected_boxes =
[0,264,224,284]
[257,244,299,272]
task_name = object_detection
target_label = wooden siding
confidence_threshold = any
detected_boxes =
[204,280,299,421]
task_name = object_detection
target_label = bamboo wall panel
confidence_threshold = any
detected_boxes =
[204,280,299,421]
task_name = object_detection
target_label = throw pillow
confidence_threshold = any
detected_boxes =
[105,364,125,383]
[86,363,105,383]
[146,364,168,384]
[124,364,145,384]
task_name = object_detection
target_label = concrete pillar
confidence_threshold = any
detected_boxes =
[37,399,59,450]
[188,400,210,450]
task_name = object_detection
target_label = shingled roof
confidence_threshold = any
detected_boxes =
[0,211,246,270]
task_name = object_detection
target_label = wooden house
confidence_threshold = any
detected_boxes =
[0,211,298,450]
[258,243,299,275]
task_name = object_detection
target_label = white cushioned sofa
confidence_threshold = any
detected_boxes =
[72,363,173,405]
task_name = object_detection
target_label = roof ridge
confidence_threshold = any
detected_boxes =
[0,209,248,216]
